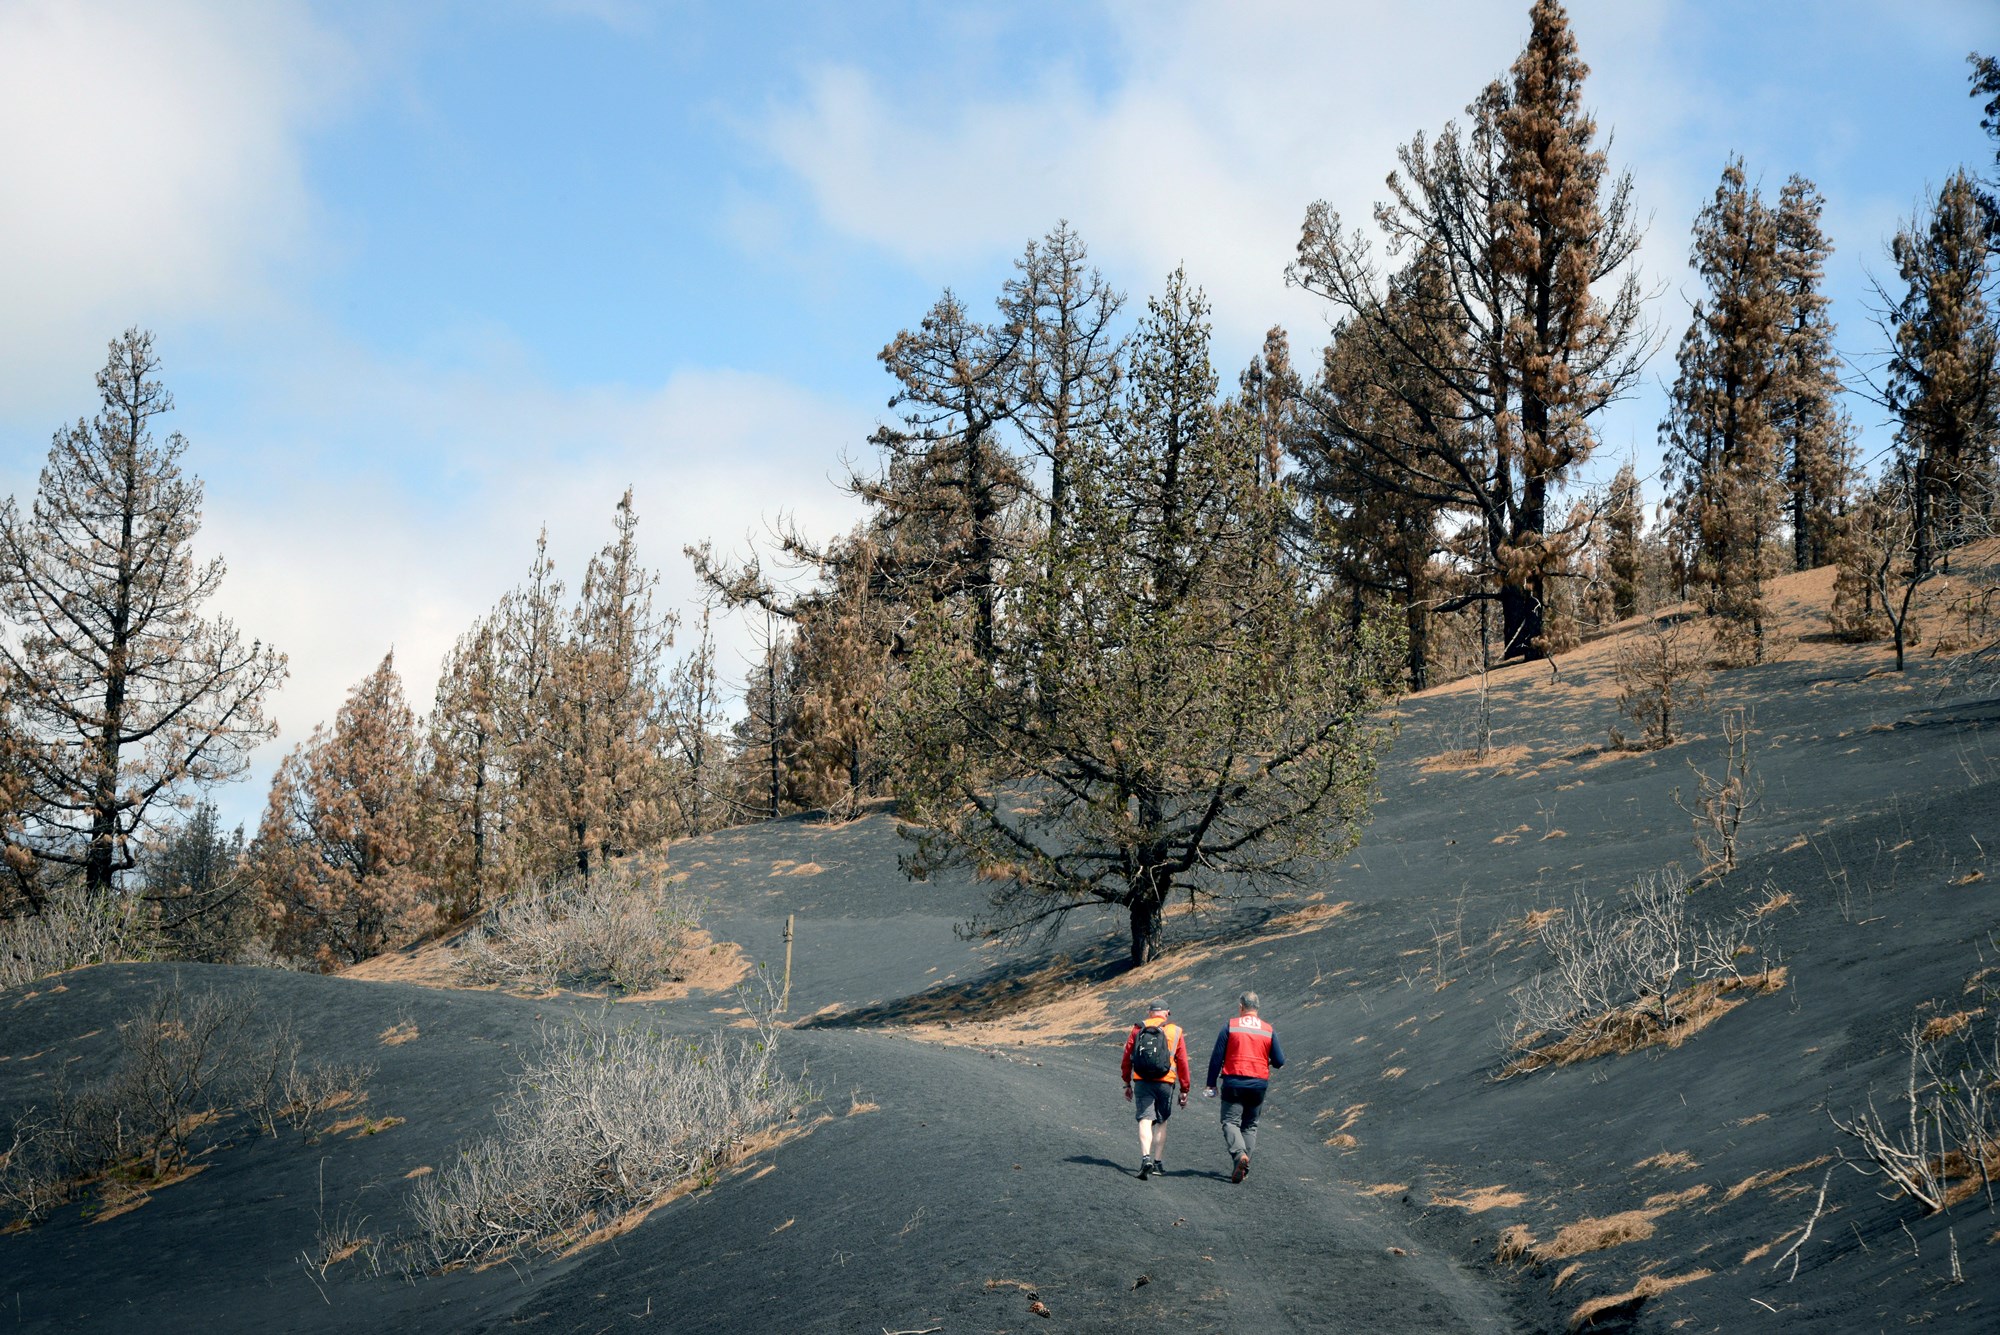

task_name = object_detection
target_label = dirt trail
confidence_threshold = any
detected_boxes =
[483,1030,1518,1333]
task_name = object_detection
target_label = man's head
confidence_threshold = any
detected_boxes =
[1147,998,1171,1018]
[1238,991,1260,1015]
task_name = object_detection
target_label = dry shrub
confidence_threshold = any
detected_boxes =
[407,1006,804,1269]
[1609,615,1710,751]
[0,875,154,991]
[1507,870,1763,1062]
[1834,1015,2000,1214]
[457,861,698,994]
[0,982,376,1228]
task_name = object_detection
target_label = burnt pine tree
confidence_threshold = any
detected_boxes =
[254,652,432,968]
[1662,158,1787,663]
[0,330,286,901]
[1772,176,1855,570]
[1290,0,1644,661]
[1880,170,2000,573]
[1000,222,1125,568]
[892,270,1401,965]
[422,614,507,919]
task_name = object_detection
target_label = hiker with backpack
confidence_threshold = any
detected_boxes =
[1204,991,1285,1183]
[1121,999,1191,1180]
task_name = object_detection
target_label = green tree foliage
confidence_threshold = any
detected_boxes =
[1662,158,1787,663]
[1773,176,1856,570]
[0,330,286,902]
[1605,461,1644,620]
[1880,170,1999,573]
[1291,253,1466,689]
[1290,0,1644,663]
[142,802,250,964]
[891,271,1402,965]
[861,292,1026,663]
[255,652,433,968]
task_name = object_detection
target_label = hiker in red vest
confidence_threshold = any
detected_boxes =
[1121,998,1191,1180]
[1204,991,1286,1183]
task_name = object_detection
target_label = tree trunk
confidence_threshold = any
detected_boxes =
[1127,895,1164,966]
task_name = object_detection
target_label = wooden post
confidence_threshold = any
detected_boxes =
[781,913,795,1014]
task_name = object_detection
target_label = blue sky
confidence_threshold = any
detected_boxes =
[0,0,1993,831]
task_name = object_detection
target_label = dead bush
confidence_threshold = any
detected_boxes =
[1610,616,1710,751]
[408,1007,804,1268]
[0,981,374,1227]
[456,861,699,994]
[1673,707,1762,878]
[0,874,154,991]
[1833,1016,2000,1215]
[1509,870,1759,1057]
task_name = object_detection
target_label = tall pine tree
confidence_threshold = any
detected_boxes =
[1662,158,1787,662]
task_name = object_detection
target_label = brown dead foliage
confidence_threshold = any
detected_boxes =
[1568,1269,1712,1330]
[1921,1009,1985,1043]
[1431,1185,1528,1213]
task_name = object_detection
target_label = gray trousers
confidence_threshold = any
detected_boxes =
[1219,1084,1266,1158]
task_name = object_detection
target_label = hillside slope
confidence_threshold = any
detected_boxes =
[5,559,2000,1333]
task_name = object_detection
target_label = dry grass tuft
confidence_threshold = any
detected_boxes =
[378,1021,420,1046]
[1568,1269,1712,1330]
[1633,1151,1699,1172]
[1750,890,1795,918]
[1532,1209,1660,1262]
[1721,1155,1833,1204]
[1495,1224,1536,1264]
[1921,1010,1985,1043]
[1431,1185,1528,1213]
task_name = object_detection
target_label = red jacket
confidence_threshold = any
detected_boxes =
[1121,1013,1192,1091]
[1207,1013,1285,1084]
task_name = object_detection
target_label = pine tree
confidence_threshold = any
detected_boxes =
[734,615,794,821]
[862,292,1026,663]
[543,491,675,880]
[423,616,507,919]
[663,590,730,836]
[1605,461,1644,620]
[1292,258,1463,689]
[893,269,1400,965]
[143,802,250,963]
[1490,0,1648,654]
[1881,170,2000,573]
[1772,175,1854,570]
[1290,1,1643,662]
[1000,222,1124,565]
[0,330,286,901]
[254,653,432,968]
[1662,158,1787,663]
[784,532,893,816]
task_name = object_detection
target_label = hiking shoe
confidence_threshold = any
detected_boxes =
[1139,1157,1154,1180]
[1152,1160,1165,1177]
[1231,1153,1249,1184]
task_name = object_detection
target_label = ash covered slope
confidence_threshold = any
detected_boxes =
[5,556,2000,1334]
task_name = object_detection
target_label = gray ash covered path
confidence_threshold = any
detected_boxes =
[479,1031,1516,1334]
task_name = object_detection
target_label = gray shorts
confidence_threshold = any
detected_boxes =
[1132,1080,1176,1121]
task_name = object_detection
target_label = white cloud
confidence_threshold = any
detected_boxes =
[193,344,872,830]
[0,0,350,420]
[757,2,1648,357]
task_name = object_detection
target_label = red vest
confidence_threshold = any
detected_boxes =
[1220,1014,1276,1079]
